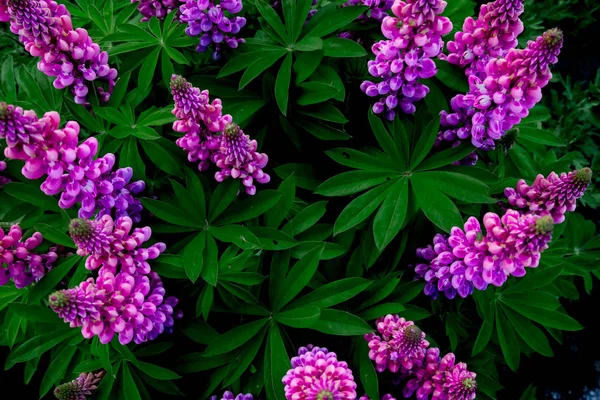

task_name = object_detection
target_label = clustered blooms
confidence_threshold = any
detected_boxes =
[365,315,477,400]
[504,168,593,224]
[360,0,453,120]
[132,0,178,21]
[210,392,254,400]
[0,160,10,187]
[415,168,591,299]
[47,216,178,345]
[5,0,117,104]
[170,75,270,195]
[179,0,246,60]
[282,345,357,399]
[0,103,145,221]
[54,371,105,400]
[0,224,58,288]
[441,0,524,79]
[438,28,563,151]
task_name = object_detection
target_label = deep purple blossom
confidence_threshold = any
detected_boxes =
[364,314,429,373]
[213,123,270,195]
[504,168,593,223]
[6,0,117,104]
[132,0,178,21]
[360,0,453,120]
[0,224,58,288]
[415,209,554,299]
[50,271,178,345]
[282,345,357,399]
[438,28,563,150]
[179,0,246,60]
[68,216,166,276]
[442,0,524,78]
[210,391,254,400]
[54,371,105,400]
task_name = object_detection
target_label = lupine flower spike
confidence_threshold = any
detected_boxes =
[50,271,178,344]
[210,391,254,400]
[0,225,58,288]
[282,345,357,399]
[360,0,453,120]
[54,371,105,400]
[0,103,145,220]
[68,216,166,275]
[505,168,593,223]
[132,0,178,21]
[415,210,554,299]
[438,28,563,151]
[6,0,117,104]
[442,0,525,78]
[179,0,246,60]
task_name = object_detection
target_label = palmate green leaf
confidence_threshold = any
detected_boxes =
[265,174,295,228]
[358,303,406,321]
[9,304,58,323]
[121,363,143,400]
[239,51,287,90]
[170,180,204,222]
[359,274,401,310]
[184,168,207,220]
[295,36,323,51]
[410,117,441,169]
[435,61,469,92]
[322,37,367,57]
[248,226,297,250]
[401,305,432,321]
[411,176,462,232]
[368,110,404,166]
[201,234,219,286]
[8,328,78,364]
[289,277,372,309]
[503,306,553,357]
[140,140,182,176]
[1,56,17,103]
[500,301,583,331]
[316,171,395,196]
[282,201,327,237]
[223,327,268,386]
[358,339,379,399]
[96,361,120,400]
[509,143,538,179]
[210,225,261,249]
[311,309,372,336]
[138,47,160,89]
[215,190,282,225]
[183,232,205,283]
[472,292,495,356]
[300,118,351,140]
[373,178,409,250]
[423,79,448,116]
[276,306,321,328]
[291,0,313,42]
[296,82,340,105]
[39,344,78,397]
[256,0,288,43]
[141,198,201,228]
[34,223,74,248]
[496,308,520,371]
[181,320,219,345]
[333,181,392,235]
[273,245,324,310]
[501,291,561,310]
[209,179,240,222]
[219,50,282,78]
[275,53,292,115]
[293,50,323,83]
[4,183,61,212]
[275,163,320,191]
[416,143,476,171]
[204,318,268,356]
[265,325,289,400]
[326,148,398,171]
[135,361,181,380]
[415,171,495,203]
[298,103,348,123]
[518,127,565,147]
[302,5,368,38]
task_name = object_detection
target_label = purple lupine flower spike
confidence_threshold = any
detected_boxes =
[54,371,105,400]
[132,0,178,21]
[6,0,117,104]
[442,0,525,78]
[68,216,166,276]
[213,123,270,195]
[415,209,555,299]
[361,0,453,120]
[179,0,246,59]
[0,0,9,21]
[210,391,254,400]
[438,28,563,152]
[0,161,10,187]
[0,225,57,288]
[504,168,593,223]
[282,345,357,399]
[364,314,429,373]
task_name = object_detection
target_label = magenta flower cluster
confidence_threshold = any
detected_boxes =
[365,315,477,400]
[54,371,105,400]
[441,0,524,79]
[132,0,178,21]
[0,160,10,187]
[360,0,453,120]
[210,391,254,400]
[415,168,591,299]
[504,168,593,224]
[0,224,58,288]
[5,0,117,104]
[171,75,270,195]
[282,345,357,399]
[48,216,177,345]
[179,0,246,60]
[438,28,563,150]
[0,103,145,221]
